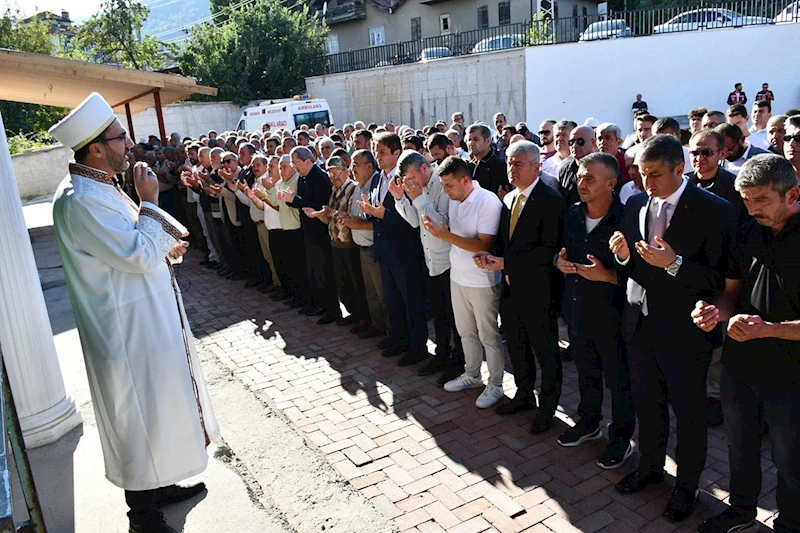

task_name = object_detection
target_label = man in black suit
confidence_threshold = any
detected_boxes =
[279,146,339,324]
[609,134,734,522]
[475,140,565,433]
[358,133,428,367]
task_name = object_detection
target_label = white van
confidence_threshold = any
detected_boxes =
[236,96,334,132]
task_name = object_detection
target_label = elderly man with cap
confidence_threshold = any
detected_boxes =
[49,93,218,533]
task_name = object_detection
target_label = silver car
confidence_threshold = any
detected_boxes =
[653,8,772,33]
[470,34,527,54]
[578,19,634,41]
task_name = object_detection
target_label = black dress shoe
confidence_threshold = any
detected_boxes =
[358,326,380,339]
[129,510,178,533]
[398,351,428,367]
[154,481,206,508]
[317,314,339,325]
[530,413,554,435]
[288,298,307,309]
[615,469,666,494]
[298,304,315,315]
[309,307,326,317]
[376,336,394,350]
[416,357,448,376]
[226,272,246,281]
[199,259,211,266]
[436,364,465,386]
[663,487,699,522]
[218,268,233,277]
[381,345,407,358]
[496,394,537,415]
[706,397,724,427]
[244,279,263,289]
[272,291,291,301]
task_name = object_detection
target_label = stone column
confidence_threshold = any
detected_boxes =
[0,113,81,447]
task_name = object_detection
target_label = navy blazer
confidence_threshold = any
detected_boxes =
[617,182,734,352]
[367,171,423,266]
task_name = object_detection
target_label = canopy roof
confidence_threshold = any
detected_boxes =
[0,48,217,114]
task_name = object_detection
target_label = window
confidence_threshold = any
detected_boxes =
[411,17,422,40]
[498,1,511,25]
[582,6,587,29]
[369,25,385,46]
[324,35,339,55]
[440,13,451,34]
[572,5,578,28]
[478,5,489,28]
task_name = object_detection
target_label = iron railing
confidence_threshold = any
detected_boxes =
[324,0,799,74]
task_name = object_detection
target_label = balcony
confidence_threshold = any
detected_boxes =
[419,0,451,4]
[325,1,368,24]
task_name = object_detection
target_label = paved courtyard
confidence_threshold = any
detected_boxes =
[178,251,779,533]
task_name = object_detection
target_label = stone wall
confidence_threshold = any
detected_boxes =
[11,144,73,199]
[115,101,245,140]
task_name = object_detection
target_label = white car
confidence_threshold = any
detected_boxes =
[652,8,772,33]
[578,19,633,41]
[470,34,526,54]
[420,47,452,62]
[775,1,799,22]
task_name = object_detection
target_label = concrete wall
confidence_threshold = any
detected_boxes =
[11,144,72,199]
[115,101,244,141]
[307,48,527,128]
[525,23,800,136]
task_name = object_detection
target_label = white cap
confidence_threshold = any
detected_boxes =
[48,92,117,151]
[583,117,600,128]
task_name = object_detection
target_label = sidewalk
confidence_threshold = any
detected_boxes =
[177,251,779,533]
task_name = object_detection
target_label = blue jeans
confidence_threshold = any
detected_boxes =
[722,365,800,533]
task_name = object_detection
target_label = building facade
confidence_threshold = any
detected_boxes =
[313,0,602,54]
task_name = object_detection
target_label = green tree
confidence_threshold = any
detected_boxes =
[64,0,168,70]
[0,9,68,138]
[179,0,327,105]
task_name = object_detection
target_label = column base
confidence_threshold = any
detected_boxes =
[20,394,82,448]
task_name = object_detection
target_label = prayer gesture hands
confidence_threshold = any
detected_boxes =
[277,187,296,203]
[635,236,677,268]
[473,251,504,271]
[388,177,404,201]
[402,176,422,200]
[421,215,450,239]
[692,300,720,332]
[358,193,385,219]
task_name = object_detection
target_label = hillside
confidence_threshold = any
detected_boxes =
[141,0,211,42]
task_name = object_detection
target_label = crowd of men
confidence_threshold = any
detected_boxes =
[123,100,800,533]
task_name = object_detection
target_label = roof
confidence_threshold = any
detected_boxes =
[0,48,217,115]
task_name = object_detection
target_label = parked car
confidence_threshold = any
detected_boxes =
[578,19,633,41]
[774,0,800,22]
[470,34,526,54]
[652,8,773,33]
[420,47,452,62]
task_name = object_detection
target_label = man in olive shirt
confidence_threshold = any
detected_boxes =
[692,154,800,533]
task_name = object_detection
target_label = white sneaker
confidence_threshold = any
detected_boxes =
[475,385,504,409]
[443,373,483,392]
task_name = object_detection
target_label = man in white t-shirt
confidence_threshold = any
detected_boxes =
[422,156,504,409]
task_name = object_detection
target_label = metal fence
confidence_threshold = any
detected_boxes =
[325,0,799,74]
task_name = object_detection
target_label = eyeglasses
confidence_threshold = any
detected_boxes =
[568,138,587,147]
[223,159,235,164]
[98,132,128,144]
[784,134,800,144]
[538,130,552,136]
[689,149,720,158]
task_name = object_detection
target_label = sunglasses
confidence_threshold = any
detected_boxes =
[689,149,720,158]
[784,134,800,143]
[223,159,235,164]
[538,130,552,136]
[568,138,587,147]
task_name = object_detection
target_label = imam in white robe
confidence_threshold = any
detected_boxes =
[52,162,219,491]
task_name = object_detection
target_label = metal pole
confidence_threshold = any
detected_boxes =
[153,89,167,147]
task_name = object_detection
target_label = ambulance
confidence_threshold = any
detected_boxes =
[235,95,334,132]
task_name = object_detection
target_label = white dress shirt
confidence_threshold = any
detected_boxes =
[394,170,452,276]
[378,166,397,204]
[722,143,757,175]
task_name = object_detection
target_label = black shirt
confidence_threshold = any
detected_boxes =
[558,160,581,206]
[560,197,626,337]
[468,149,508,194]
[632,101,648,112]
[723,213,800,389]
[686,168,750,227]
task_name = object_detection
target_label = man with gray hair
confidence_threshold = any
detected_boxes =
[596,122,630,186]
[391,150,465,384]
[475,140,565,430]
[692,154,800,533]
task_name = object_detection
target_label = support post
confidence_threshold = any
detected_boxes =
[125,102,135,142]
[153,89,167,147]
[0,112,81,447]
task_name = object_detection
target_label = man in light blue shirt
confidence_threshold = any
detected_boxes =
[392,150,465,384]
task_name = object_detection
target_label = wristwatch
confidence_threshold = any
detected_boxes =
[665,255,683,277]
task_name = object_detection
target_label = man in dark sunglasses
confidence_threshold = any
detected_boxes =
[785,115,800,178]
[559,126,598,205]
[538,120,557,161]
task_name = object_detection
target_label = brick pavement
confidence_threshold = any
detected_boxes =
[177,254,779,533]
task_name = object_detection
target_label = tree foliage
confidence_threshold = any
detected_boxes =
[0,9,68,136]
[64,0,168,70]
[178,0,328,105]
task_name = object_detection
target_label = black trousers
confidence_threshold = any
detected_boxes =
[427,269,464,365]
[239,218,269,282]
[723,366,800,533]
[627,316,711,490]
[501,296,562,417]
[571,330,635,443]
[381,258,427,355]
[125,489,157,514]
[272,229,309,302]
[332,245,369,322]
[305,239,338,315]
[218,219,243,273]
